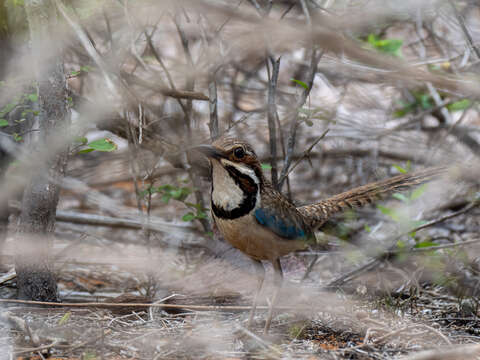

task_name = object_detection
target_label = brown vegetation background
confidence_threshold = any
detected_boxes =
[0,0,479,358]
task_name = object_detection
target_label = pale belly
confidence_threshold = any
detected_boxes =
[213,213,306,262]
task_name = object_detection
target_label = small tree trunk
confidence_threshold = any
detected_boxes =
[15,0,69,301]
[0,0,11,256]
[0,148,9,253]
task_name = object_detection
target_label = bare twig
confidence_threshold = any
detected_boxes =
[449,0,480,59]
[278,128,329,185]
[267,56,281,189]
[120,72,209,101]
[0,268,16,284]
[0,299,312,312]
[56,0,120,100]
[278,48,323,190]
[408,199,480,233]
[54,210,196,233]
[200,16,220,141]
[14,342,58,356]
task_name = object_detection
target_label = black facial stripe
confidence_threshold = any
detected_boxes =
[211,165,258,220]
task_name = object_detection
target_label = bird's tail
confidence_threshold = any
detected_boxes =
[297,166,446,229]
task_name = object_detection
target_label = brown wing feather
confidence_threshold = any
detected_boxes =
[297,166,446,229]
[260,181,315,239]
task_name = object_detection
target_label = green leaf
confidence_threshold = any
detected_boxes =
[58,311,71,325]
[392,193,409,203]
[367,33,377,45]
[0,119,8,127]
[158,184,174,192]
[196,210,207,219]
[80,65,91,72]
[393,164,407,174]
[77,148,94,154]
[410,184,427,201]
[161,193,171,204]
[171,189,183,200]
[406,160,411,172]
[148,187,160,194]
[377,205,401,222]
[393,108,410,118]
[87,138,117,152]
[27,93,38,102]
[396,240,406,249]
[182,212,195,222]
[185,202,205,211]
[0,102,17,117]
[74,136,88,144]
[411,92,433,110]
[393,100,415,118]
[414,241,437,249]
[364,224,371,233]
[261,163,272,170]
[377,39,403,56]
[171,187,191,201]
[305,119,314,127]
[13,133,22,142]
[446,99,471,112]
[367,34,403,56]
[291,78,309,90]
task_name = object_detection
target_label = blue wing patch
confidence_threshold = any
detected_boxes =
[254,208,306,239]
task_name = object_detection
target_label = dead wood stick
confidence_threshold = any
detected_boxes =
[120,71,209,101]
[0,298,312,312]
[11,203,200,236]
[11,209,197,234]
[13,341,58,356]
[0,269,16,285]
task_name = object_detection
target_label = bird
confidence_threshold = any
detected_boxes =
[194,137,444,333]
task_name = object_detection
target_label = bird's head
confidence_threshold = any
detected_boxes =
[194,138,264,184]
[193,138,264,219]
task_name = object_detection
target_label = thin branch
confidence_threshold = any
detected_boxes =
[54,210,197,234]
[0,299,314,312]
[56,0,120,100]
[120,72,209,101]
[449,0,480,59]
[267,56,281,189]
[278,128,329,185]
[278,49,323,189]
[174,12,196,134]
[199,15,220,141]
[14,341,58,356]
[208,73,219,141]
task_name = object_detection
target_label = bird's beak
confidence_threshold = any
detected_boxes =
[191,144,225,159]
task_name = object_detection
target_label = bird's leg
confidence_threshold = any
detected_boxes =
[248,260,265,329]
[264,258,283,334]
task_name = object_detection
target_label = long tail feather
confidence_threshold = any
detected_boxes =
[297,166,446,229]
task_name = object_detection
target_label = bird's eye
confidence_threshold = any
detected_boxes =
[233,147,245,159]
